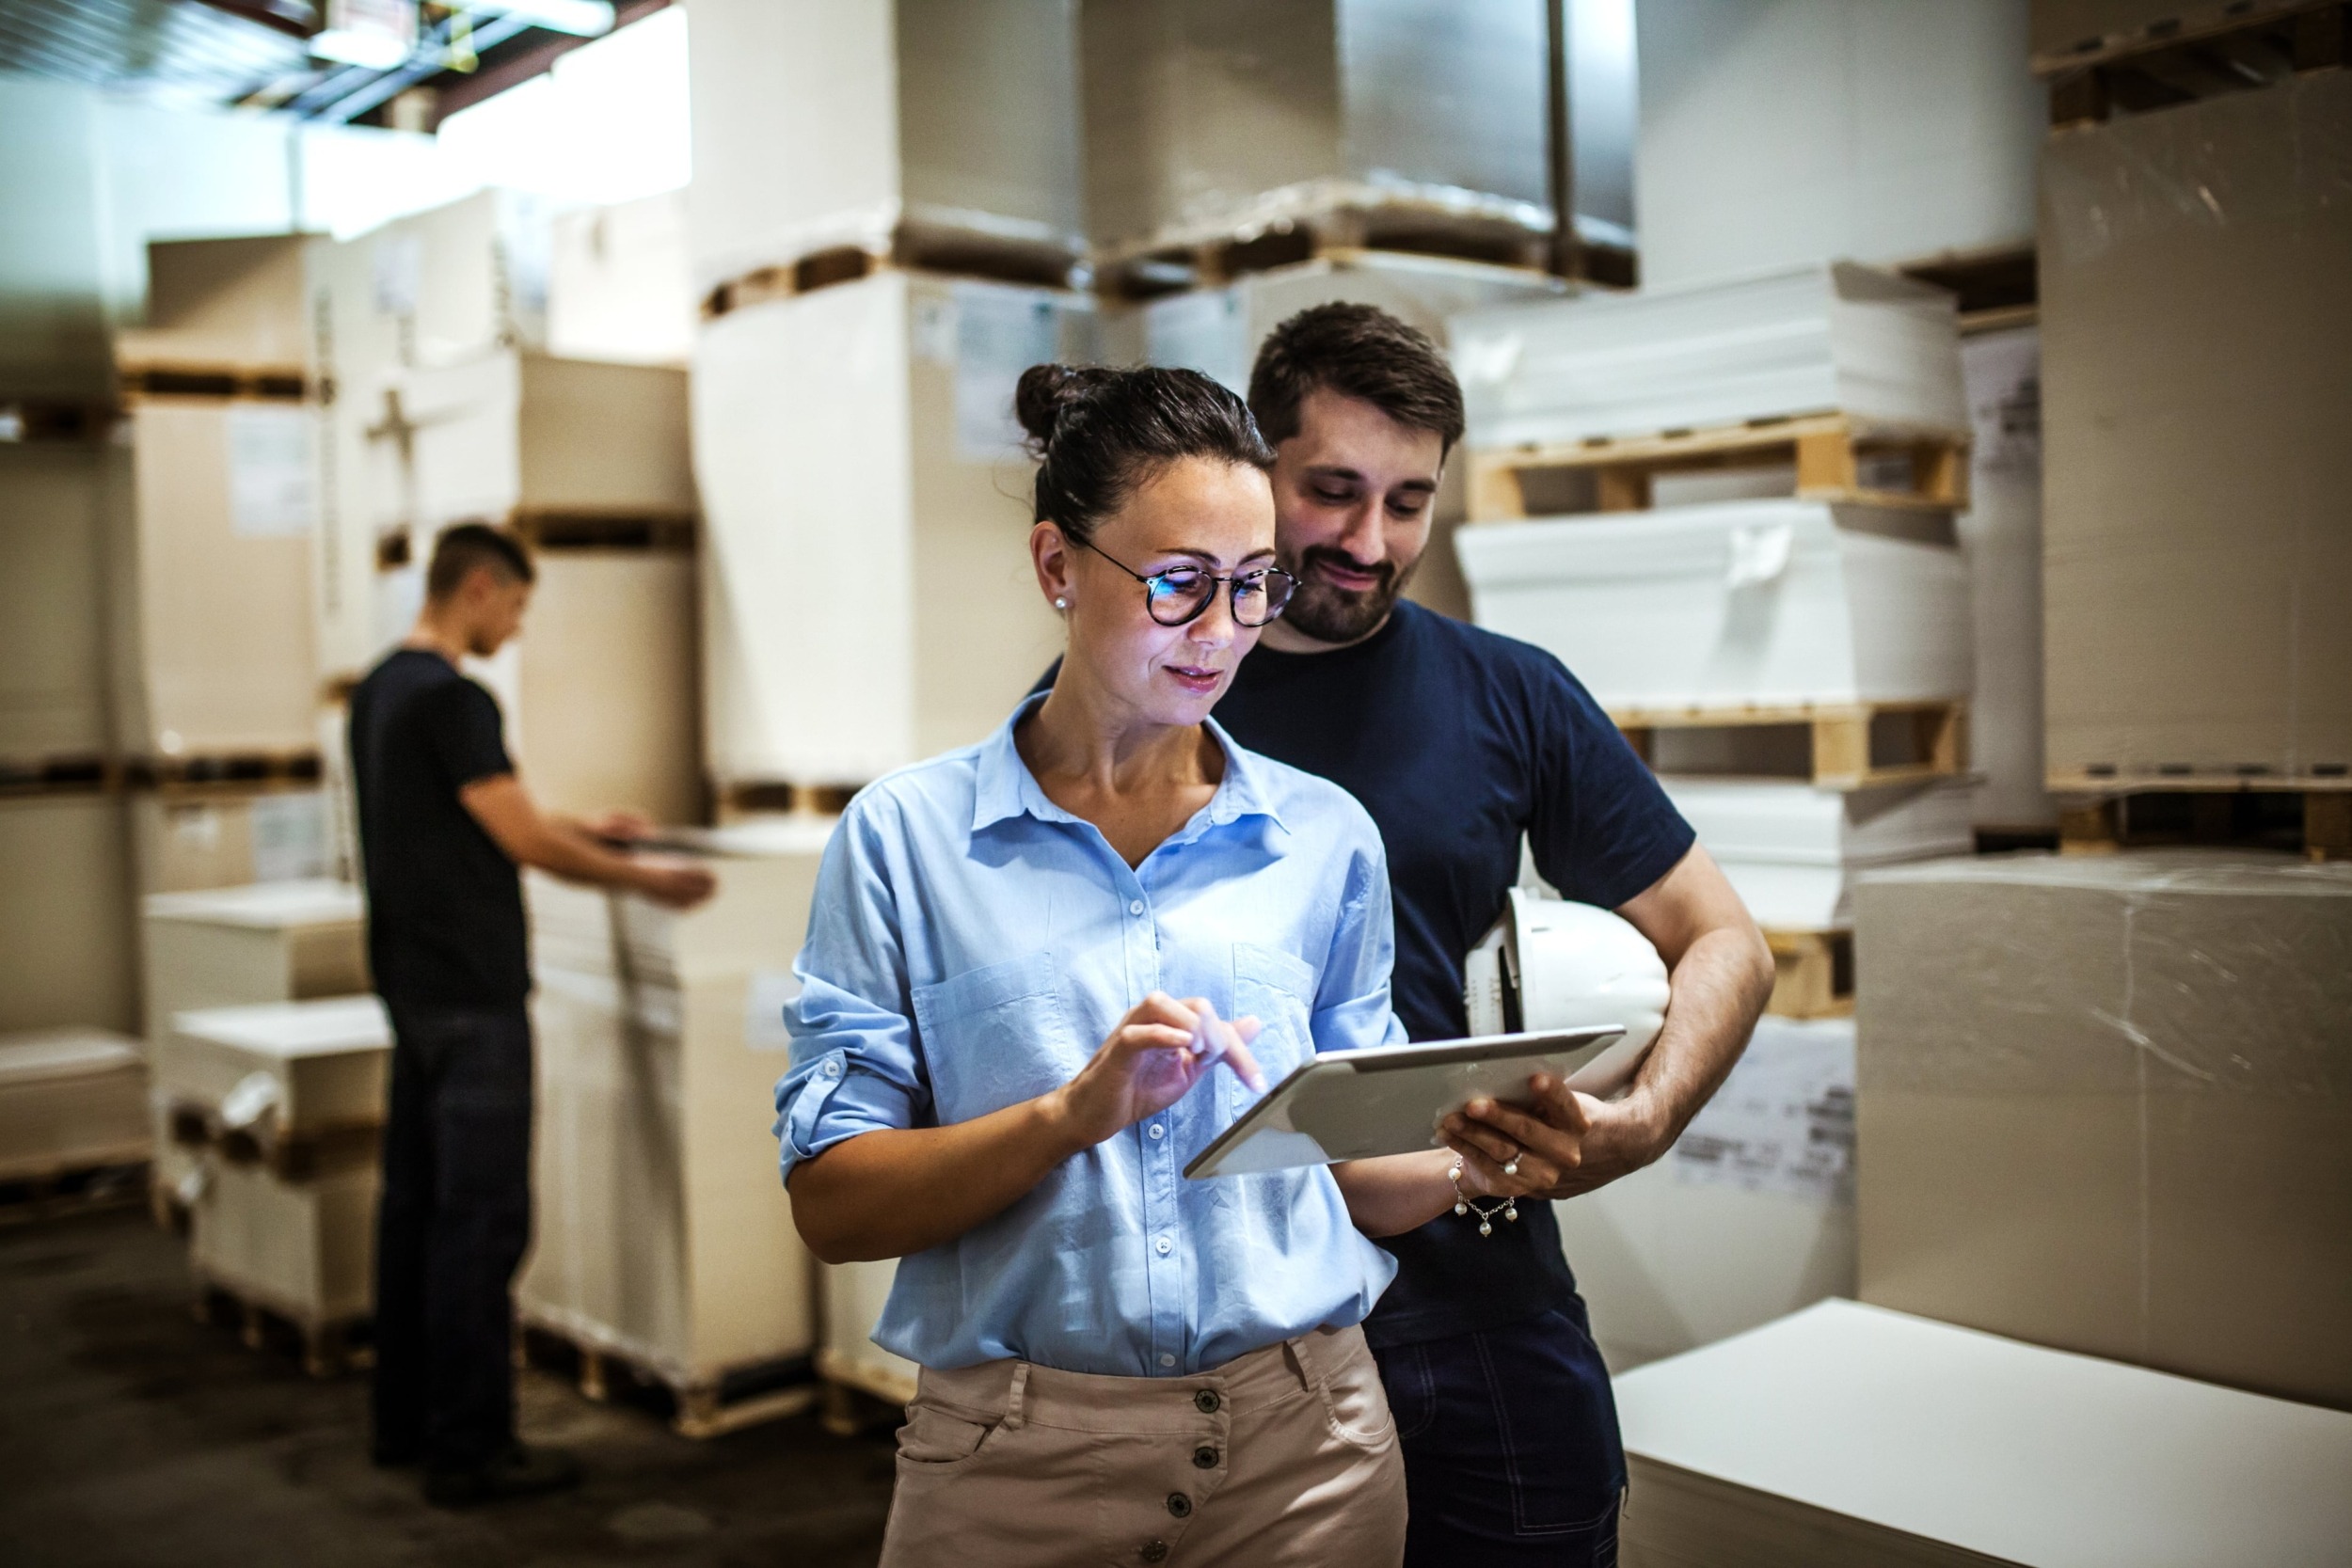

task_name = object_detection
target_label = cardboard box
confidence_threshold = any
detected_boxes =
[0,1029,147,1181]
[1079,0,1550,255]
[1614,1300,2352,1567]
[0,794,135,1037]
[687,0,1082,292]
[695,271,1089,785]
[1854,851,2352,1411]
[1450,261,1968,452]
[0,444,117,761]
[130,788,333,897]
[519,818,831,1387]
[2041,72,2352,782]
[1557,1017,1857,1371]
[1457,499,1972,712]
[115,234,310,371]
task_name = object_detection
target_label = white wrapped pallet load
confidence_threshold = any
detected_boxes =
[1455,499,1971,713]
[821,1259,919,1408]
[162,994,389,1149]
[1613,1301,2352,1566]
[1450,261,1968,451]
[688,0,1083,295]
[0,794,136,1037]
[0,443,117,762]
[130,787,335,896]
[1661,780,1975,929]
[695,271,1088,788]
[548,190,696,368]
[520,818,833,1429]
[0,1030,148,1182]
[1556,1016,1855,1371]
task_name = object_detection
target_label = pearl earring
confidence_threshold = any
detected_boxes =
[1054,597,1068,610]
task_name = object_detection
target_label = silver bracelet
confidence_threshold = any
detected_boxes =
[1447,1159,1518,1238]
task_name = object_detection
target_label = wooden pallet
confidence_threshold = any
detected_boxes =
[816,1348,914,1437]
[0,398,119,443]
[1094,198,1588,300]
[1615,701,1968,791]
[0,752,121,800]
[191,1271,371,1378]
[720,781,862,818]
[1467,413,1970,522]
[124,748,325,793]
[1764,929,1852,1020]
[702,219,1081,320]
[118,361,310,403]
[1897,245,2039,334]
[509,507,697,552]
[2043,1,2345,125]
[2053,774,2351,862]
[517,1320,818,1440]
[0,1159,150,1228]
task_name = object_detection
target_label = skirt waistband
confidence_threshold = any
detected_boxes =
[912,1324,1367,1436]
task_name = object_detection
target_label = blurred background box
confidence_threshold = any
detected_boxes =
[158,993,388,1150]
[687,0,1083,300]
[818,1258,919,1417]
[1613,1299,2352,1567]
[113,234,310,374]
[0,794,135,1037]
[129,787,334,897]
[1556,1016,1856,1372]
[519,818,833,1433]
[0,1029,147,1184]
[2040,72,2352,786]
[549,190,695,368]
[1659,781,1975,929]
[1854,851,2352,1411]
[0,443,119,765]
[695,271,1088,792]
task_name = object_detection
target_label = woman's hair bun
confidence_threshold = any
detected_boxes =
[1014,362,1110,452]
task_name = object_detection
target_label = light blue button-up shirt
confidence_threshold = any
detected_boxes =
[773,695,1406,1377]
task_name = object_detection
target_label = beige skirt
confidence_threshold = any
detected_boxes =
[878,1323,1406,1568]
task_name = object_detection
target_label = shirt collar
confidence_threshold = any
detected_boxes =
[971,690,1289,836]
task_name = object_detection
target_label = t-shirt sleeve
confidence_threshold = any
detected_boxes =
[1525,656,1696,911]
[428,679,514,791]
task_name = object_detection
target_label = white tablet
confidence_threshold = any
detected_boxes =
[1184,1025,1637,1180]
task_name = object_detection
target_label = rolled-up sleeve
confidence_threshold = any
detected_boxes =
[1310,829,1410,1055]
[772,800,932,1185]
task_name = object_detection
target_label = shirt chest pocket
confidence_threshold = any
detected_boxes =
[912,951,1085,1123]
[1231,942,1318,1115]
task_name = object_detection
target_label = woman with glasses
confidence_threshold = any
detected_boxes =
[775,364,1545,1567]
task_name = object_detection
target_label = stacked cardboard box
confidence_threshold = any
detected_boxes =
[0,793,135,1037]
[1853,851,2352,1412]
[0,1029,148,1183]
[1453,264,1978,1014]
[1612,1299,2352,1567]
[518,819,830,1429]
[169,996,390,1355]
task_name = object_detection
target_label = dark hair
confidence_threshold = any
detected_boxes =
[425,522,535,599]
[1248,302,1466,456]
[1015,364,1274,544]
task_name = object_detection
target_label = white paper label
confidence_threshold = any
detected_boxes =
[1671,1024,1854,1203]
[953,284,1064,462]
[225,404,317,538]
[373,231,422,316]
[744,969,803,1051]
[1146,288,1249,393]
[249,792,330,883]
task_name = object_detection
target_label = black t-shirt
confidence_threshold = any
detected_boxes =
[1213,603,1693,1346]
[347,648,530,1010]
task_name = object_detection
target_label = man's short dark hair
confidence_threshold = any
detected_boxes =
[1248,302,1467,456]
[425,522,535,600]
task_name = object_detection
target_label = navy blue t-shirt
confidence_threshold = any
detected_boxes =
[1210,602,1693,1346]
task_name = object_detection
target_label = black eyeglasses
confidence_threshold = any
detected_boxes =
[1080,540,1296,628]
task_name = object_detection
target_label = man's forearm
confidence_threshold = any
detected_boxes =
[1618,921,1774,1149]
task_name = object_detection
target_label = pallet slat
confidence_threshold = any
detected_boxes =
[1764,929,1852,1020]
[1466,413,1971,522]
[2057,783,2351,863]
[518,1319,818,1441]
[1615,701,1968,791]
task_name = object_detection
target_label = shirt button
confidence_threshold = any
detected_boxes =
[1192,1445,1218,1469]
[1154,1235,1172,1256]
[1158,1352,1176,1369]
[822,1059,841,1078]
[1139,1543,1169,1565]
[1166,1493,1193,1519]
[1129,899,1145,915]
[1193,1389,1220,1414]
[1147,1124,1165,1140]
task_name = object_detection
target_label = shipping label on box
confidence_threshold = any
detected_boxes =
[1674,1021,1855,1204]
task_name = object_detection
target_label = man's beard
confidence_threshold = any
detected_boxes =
[1278,546,1420,644]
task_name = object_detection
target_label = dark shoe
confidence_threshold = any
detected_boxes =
[424,1444,581,1509]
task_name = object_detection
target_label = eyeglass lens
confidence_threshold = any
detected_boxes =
[1145,567,1294,627]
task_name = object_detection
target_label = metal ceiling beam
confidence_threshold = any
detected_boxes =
[425,0,668,127]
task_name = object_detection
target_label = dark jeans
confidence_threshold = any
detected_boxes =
[1375,1300,1627,1568]
[372,1002,533,1472]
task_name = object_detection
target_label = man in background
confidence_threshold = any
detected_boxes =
[1221,307,1774,1564]
[348,523,714,1507]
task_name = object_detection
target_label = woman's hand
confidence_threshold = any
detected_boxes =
[1044,991,1264,1151]
[1439,1075,1590,1197]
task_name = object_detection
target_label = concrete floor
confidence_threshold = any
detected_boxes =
[0,1204,896,1567]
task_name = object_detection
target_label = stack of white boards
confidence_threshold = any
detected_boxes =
[1659,781,1973,929]
[169,996,390,1336]
[1449,262,1970,451]
[1558,1016,1854,1371]
[695,271,1089,789]
[1613,1299,2352,1567]
[519,818,832,1426]
[686,0,1084,298]
[0,1029,148,1182]
[140,879,368,1196]
[820,1258,919,1409]
[1456,499,1972,713]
